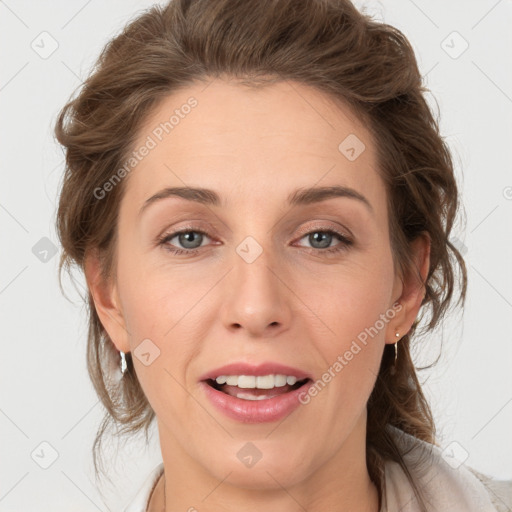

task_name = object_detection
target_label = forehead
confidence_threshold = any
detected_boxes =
[122,78,385,215]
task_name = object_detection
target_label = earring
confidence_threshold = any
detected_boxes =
[390,332,400,375]
[120,350,127,375]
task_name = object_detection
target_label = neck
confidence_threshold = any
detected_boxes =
[152,412,380,512]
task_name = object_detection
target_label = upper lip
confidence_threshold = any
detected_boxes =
[199,362,313,382]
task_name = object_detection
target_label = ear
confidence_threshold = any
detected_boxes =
[84,249,130,353]
[387,232,430,343]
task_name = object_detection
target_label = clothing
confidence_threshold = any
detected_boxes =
[380,426,512,511]
[124,427,512,512]
[124,462,163,512]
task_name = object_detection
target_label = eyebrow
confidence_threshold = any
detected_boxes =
[138,185,374,217]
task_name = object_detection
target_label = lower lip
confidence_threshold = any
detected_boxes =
[199,380,313,423]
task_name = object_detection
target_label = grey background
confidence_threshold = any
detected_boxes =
[1,0,511,510]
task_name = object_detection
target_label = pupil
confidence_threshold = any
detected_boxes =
[180,231,201,249]
[311,232,331,249]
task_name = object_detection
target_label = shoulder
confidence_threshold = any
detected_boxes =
[466,466,512,512]
[123,462,165,512]
[383,426,512,512]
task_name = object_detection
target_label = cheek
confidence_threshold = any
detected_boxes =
[303,254,394,337]
[114,249,187,384]
[117,245,200,337]
[116,262,198,418]
[308,284,388,373]
[299,255,394,398]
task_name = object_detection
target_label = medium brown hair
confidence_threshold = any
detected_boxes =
[54,0,467,508]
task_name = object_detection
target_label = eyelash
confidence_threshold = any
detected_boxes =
[157,226,353,257]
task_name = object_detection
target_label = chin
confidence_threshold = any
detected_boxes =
[220,464,306,491]
[200,446,310,491]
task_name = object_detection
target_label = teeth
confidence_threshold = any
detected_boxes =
[234,392,271,401]
[275,374,288,387]
[214,374,302,389]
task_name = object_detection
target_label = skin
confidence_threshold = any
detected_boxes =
[85,77,429,512]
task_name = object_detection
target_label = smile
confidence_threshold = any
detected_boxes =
[200,377,313,423]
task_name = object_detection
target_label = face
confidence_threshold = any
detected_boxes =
[89,78,422,492]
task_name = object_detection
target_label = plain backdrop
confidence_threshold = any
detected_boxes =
[1,0,511,510]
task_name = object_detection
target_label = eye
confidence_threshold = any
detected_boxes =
[295,228,353,255]
[157,226,353,257]
[157,228,212,255]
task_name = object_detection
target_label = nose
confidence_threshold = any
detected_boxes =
[219,239,293,338]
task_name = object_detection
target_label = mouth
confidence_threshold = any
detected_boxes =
[204,377,312,401]
[198,362,314,421]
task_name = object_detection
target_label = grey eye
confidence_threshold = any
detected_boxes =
[307,231,334,249]
[176,231,204,249]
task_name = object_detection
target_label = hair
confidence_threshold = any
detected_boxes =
[54,0,467,509]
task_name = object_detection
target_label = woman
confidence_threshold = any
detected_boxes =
[53,0,511,510]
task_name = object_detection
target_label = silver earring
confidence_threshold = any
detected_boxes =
[390,332,400,375]
[120,351,127,374]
